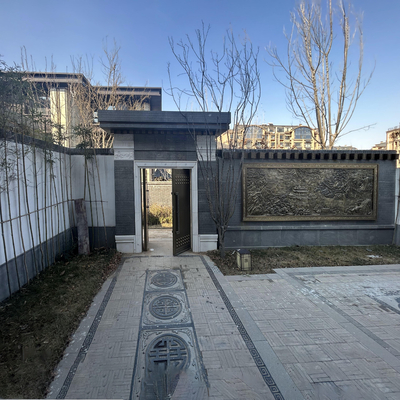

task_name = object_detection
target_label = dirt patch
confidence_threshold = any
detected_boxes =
[0,248,121,399]
[207,245,400,275]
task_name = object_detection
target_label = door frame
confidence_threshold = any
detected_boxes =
[141,168,149,251]
[133,161,198,253]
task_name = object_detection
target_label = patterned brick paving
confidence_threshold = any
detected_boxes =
[228,265,400,399]
[48,256,400,400]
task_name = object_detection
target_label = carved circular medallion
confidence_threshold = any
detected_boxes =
[149,296,182,320]
[151,272,178,288]
[147,334,189,371]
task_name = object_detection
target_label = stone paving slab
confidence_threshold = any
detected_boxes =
[227,264,400,399]
[48,255,400,400]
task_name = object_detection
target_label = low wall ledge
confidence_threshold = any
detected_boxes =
[227,225,395,231]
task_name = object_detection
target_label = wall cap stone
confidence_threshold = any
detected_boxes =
[0,130,114,155]
[218,149,398,161]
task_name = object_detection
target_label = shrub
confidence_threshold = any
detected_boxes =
[148,204,172,227]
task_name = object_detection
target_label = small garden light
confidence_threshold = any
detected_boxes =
[236,249,252,271]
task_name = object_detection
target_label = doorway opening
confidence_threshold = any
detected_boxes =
[141,168,191,256]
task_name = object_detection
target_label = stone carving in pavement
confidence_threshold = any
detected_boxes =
[131,268,207,400]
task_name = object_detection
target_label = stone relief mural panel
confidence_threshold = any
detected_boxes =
[243,163,378,221]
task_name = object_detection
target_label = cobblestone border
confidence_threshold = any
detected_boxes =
[199,255,285,400]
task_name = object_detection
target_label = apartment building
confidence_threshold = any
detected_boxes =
[386,125,400,151]
[220,123,321,150]
[24,72,162,147]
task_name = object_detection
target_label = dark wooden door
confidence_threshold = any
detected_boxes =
[172,169,191,255]
[142,169,149,251]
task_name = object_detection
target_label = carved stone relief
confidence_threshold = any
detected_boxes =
[242,163,378,221]
[114,149,134,160]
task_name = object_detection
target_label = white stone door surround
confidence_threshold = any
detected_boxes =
[133,160,199,253]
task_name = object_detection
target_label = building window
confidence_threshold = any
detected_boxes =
[245,126,263,140]
[294,126,312,140]
[294,127,312,139]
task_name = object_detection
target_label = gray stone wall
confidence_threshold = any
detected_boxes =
[134,133,197,161]
[209,152,397,249]
[0,229,74,302]
[0,133,116,302]
[148,182,172,207]
[113,131,197,239]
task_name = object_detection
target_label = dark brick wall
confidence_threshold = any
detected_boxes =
[114,160,135,235]
[198,161,218,235]
[134,133,197,161]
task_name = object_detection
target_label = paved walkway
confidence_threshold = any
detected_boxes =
[47,251,400,400]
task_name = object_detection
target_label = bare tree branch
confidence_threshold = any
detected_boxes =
[68,40,149,148]
[268,0,374,149]
[167,24,261,257]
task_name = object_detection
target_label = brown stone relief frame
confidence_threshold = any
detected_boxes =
[242,163,378,221]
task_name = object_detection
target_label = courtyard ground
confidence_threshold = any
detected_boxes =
[1,244,400,399]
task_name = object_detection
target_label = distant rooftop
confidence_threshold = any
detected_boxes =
[24,72,162,111]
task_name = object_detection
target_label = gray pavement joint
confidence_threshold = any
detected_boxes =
[54,272,119,399]
[367,294,400,317]
[201,255,305,400]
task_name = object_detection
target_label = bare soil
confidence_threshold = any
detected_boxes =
[207,245,400,275]
[0,248,121,399]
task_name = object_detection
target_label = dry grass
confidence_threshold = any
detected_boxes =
[208,245,400,275]
[0,248,121,399]
[148,204,172,227]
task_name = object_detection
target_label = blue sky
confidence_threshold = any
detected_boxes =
[1,0,399,149]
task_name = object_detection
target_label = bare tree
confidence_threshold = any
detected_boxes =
[268,0,373,149]
[21,40,149,148]
[69,39,149,148]
[168,24,261,257]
